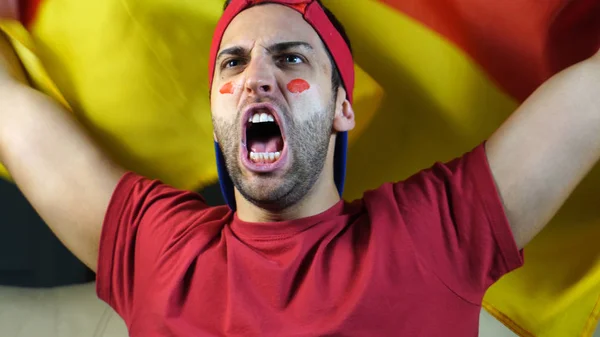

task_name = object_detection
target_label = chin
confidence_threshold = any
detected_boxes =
[245,175,286,197]
[237,174,300,209]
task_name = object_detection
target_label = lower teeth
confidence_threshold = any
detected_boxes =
[250,151,281,163]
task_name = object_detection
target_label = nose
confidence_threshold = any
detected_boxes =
[243,57,276,96]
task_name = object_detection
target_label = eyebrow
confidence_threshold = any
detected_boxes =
[216,41,314,61]
[267,41,313,54]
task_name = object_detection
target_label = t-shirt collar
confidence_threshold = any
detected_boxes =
[230,200,347,239]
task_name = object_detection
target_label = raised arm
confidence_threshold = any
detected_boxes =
[486,49,600,249]
[0,32,125,272]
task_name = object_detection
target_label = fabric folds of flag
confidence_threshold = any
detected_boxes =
[0,0,383,189]
[325,1,600,336]
[0,0,599,336]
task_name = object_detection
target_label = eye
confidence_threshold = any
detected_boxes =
[222,58,245,69]
[279,54,304,65]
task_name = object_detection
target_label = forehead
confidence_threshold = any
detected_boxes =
[220,4,324,52]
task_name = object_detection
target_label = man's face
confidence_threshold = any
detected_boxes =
[211,4,344,210]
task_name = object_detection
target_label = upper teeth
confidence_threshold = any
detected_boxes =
[249,112,275,123]
[250,151,281,163]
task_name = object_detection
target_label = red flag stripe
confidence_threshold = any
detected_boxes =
[19,0,42,28]
[378,0,600,102]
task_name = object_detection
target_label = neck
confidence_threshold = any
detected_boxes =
[234,173,340,223]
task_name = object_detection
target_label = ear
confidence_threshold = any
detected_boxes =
[332,87,355,132]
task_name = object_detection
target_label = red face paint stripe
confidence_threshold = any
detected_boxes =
[287,79,310,93]
[220,82,234,94]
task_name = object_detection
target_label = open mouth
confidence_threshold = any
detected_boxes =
[245,108,285,165]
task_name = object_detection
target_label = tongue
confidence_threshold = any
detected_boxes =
[249,136,283,153]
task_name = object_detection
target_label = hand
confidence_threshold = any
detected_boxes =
[0,0,19,20]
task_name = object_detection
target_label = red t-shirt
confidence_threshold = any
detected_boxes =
[97,143,523,336]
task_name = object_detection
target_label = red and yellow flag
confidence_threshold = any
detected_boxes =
[0,0,599,335]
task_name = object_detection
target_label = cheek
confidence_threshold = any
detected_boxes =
[211,97,237,125]
[212,82,239,123]
[287,79,310,94]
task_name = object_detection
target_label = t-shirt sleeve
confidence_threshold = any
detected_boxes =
[391,143,523,303]
[95,172,214,322]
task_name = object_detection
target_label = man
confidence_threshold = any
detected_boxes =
[0,0,599,335]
